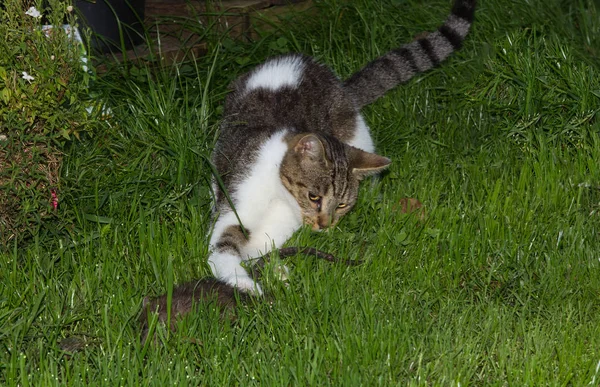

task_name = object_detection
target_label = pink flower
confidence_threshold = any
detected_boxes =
[51,190,58,210]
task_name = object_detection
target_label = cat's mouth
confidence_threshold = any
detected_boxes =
[303,216,336,231]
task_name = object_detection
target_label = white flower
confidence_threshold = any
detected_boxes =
[66,5,73,12]
[25,6,42,18]
[22,71,34,82]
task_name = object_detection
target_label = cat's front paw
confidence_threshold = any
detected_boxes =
[223,274,263,296]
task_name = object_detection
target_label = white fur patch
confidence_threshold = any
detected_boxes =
[346,114,375,153]
[208,130,303,290]
[246,56,305,92]
[207,251,263,294]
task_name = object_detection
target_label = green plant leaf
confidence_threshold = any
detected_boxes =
[0,88,10,104]
[82,214,113,224]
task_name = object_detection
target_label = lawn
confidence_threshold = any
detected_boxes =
[2,0,600,384]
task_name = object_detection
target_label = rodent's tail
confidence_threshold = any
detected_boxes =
[343,0,476,109]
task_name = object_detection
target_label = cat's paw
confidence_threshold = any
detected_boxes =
[223,274,263,296]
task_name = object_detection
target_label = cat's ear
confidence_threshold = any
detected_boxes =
[294,134,325,161]
[350,148,391,180]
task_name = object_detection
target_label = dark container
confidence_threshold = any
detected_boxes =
[76,0,146,53]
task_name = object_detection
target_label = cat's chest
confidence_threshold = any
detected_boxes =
[232,130,302,254]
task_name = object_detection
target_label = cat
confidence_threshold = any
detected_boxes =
[207,0,476,294]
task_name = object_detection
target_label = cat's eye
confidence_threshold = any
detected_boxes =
[337,203,347,209]
[308,193,321,202]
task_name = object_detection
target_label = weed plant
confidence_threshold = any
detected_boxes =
[1,0,600,384]
[0,0,97,245]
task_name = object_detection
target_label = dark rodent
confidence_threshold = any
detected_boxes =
[139,278,251,344]
[139,247,361,344]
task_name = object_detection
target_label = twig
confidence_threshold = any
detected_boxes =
[277,247,363,265]
[249,247,363,274]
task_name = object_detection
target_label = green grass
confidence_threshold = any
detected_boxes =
[2,0,600,384]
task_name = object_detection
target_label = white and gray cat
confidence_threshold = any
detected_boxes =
[208,0,476,294]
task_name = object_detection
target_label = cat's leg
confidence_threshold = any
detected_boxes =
[208,216,263,295]
[240,198,302,282]
[208,194,301,294]
[346,114,375,153]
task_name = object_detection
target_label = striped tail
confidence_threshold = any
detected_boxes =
[343,0,476,109]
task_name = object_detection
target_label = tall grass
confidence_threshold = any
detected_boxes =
[1,0,600,384]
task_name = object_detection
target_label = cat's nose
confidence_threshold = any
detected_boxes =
[317,215,333,229]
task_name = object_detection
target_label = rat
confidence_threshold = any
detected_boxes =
[139,247,361,344]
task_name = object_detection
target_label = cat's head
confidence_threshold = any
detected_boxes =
[280,133,390,231]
